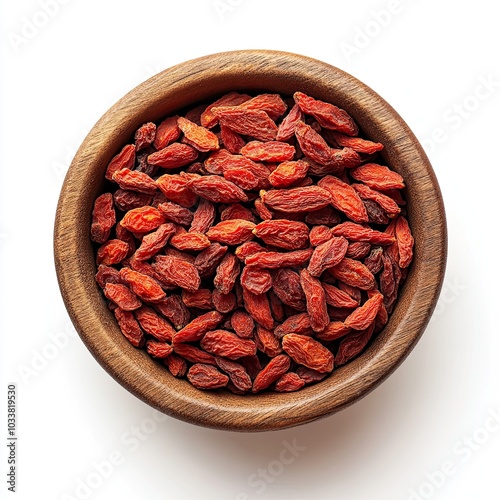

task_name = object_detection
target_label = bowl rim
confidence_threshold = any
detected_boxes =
[54,49,447,431]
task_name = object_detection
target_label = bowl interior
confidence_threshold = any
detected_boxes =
[54,50,446,431]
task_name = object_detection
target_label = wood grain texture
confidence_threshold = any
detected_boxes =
[54,50,447,432]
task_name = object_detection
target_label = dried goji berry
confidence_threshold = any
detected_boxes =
[295,366,327,384]
[245,248,313,269]
[271,268,306,311]
[206,219,256,245]
[364,199,390,225]
[134,305,175,342]
[328,131,383,154]
[254,197,273,221]
[113,189,153,212]
[120,206,165,233]
[212,290,237,313]
[133,223,176,261]
[335,323,375,366]
[177,116,219,152]
[352,183,401,218]
[268,160,309,188]
[223,167,259,190]
[153,116,181,150]
[154,295,191,330]
[119,267,166,302]
[294,91,358,136]
[189,198,216,233]
[350,163,405,190]
[156,174,198,208]
[268,289,285,322]
[97,239,130,266]
[134,122,156,151]
[329,258,376,290]
[129,256,174,289]
[308,236,349,277]
[240,140,295,162]
[230,310,255,338]
[380,251,397,310]
[331,221,395,245]
[157,201,193,226]
[239,93,287,120]
[148,143,199,169]
[234,241,266,261]
[194,243,228,278]
[200,330,256,359]
[188,175,248,204]
[105,144,136,181]
[317,175,368,223]
[309,225,333,247]
[274,313,313,338]
[215,357,252,392]
[170,228,211,251]
[181,288,213,310]
[364,246,384,274]
[213,106,278,141]
[316,321,351,341]
[294,121,334,166]
[91,193,116,244]
[275,372,306,392]
[299,269,329,332]
[173,310,223,343]
[200,91,252,128]
[322,283,359,309]
[262,186,331,213]
[253,219,309,250]
[282,334,334,373]
[214,252,240,294]
[343,293,383,330]
[153,255,201,291]
[220,124,246,154]
[220,203,256,223]
[252,354,291,393]
[242,288,274,330]
[163,353,187,378]
[173,344,216,365]
[187,364,229,390]
[114,307,144,347]
[276,103,303,141]
[146,340,173,358]
[240,266,272,294]
[104,283,142,311]
[346,241,372,260]
[395,216,414,268]
[95,264,122,289]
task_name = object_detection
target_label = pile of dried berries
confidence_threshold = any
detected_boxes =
[91,91,414,393]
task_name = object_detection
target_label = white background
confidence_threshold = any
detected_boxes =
[1,1,499,499]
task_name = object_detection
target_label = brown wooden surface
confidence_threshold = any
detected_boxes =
[54,50,447,432]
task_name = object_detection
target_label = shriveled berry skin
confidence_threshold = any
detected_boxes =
[93,89,414,394]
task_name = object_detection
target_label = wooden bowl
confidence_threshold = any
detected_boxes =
[54,50,447,431]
